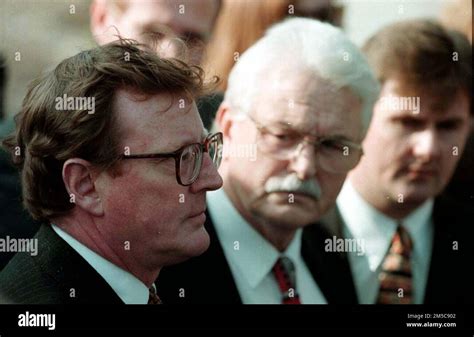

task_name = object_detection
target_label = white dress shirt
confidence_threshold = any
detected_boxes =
[52,225,149,304]
[207,188,327,304]
[336,181,434,304]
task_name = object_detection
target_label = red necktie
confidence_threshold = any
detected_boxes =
[376,225,413,304]
[272,256,301,304]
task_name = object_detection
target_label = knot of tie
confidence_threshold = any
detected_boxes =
[148,285,162,305]
[392,225,413,258]
[272,256,301,304]
[376,224,413,304]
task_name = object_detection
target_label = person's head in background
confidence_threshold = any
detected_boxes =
[2,40,223,286]
[90,0,220,64]
[215,18,378,250]
[204,0,344,92]
[349,19,472,220]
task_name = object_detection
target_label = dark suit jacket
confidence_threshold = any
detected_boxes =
[156,210,358,304]
[307,194,474,304]
[0,120,40,270]
[0,224,123,304]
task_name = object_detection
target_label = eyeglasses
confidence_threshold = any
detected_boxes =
[247,116,363,173]
[121,132,223,186]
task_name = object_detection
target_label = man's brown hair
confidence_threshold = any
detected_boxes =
[2,39,215,222]
[362,19,472,114]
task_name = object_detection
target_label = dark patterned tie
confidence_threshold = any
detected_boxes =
[376,225,413,304]
[148,285,162,305]
[272,256,301,304]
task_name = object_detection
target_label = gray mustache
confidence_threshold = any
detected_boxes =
[265,174,322,200]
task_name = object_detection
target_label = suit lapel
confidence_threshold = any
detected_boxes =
[33,225,124,303]
[160,208,361,304]
[5,225,123,304]
[423,196,472,304]
[198,213,242,303]
[302,207,359,304]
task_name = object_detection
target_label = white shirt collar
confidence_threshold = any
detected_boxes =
[336,180,433,271]
[51,224,149,304]
[207,188,303,289]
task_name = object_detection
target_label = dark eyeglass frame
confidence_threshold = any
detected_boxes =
[121,132,223,186]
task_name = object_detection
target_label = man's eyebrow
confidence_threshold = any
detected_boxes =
[267,122,358,142]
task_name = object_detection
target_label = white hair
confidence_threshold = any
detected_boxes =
[224,18,380,134]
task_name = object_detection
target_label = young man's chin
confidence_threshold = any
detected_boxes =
[394,183,440,205]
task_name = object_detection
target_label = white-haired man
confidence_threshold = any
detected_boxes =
[157,18,379,304]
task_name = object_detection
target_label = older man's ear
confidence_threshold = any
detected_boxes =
[215,102,237,143]
[62,158,104,217]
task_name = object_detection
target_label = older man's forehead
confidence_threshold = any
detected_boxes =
[253,85,362,140]
[256,83,358,117]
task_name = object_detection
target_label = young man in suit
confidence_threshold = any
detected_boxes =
[157,18,379,304]
[313,19,472,304]
[0,40,223,304]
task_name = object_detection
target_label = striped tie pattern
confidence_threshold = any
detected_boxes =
[376,225,413,304]
[272,256,301,304]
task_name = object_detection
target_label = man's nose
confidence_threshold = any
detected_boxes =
[412,128,442,161]
[190,154,223,193]
[288,142,318,180]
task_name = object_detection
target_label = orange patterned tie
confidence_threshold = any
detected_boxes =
[376,225,413,304]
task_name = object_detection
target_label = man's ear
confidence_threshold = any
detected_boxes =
[90,0,115,45]
[215,102,235,143]
[62,158,104,217]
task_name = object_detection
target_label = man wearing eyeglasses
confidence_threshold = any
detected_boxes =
[90,0,221,65]
[316,20,472,305]
[157,18,379,304]
[0,40,223,304]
